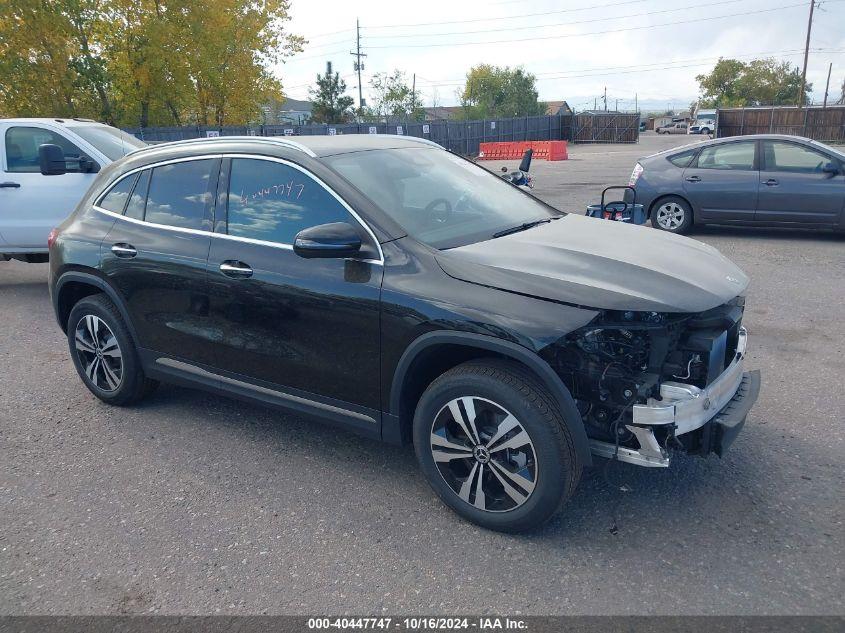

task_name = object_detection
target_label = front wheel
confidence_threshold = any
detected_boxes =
[652,196,693,234]
[413,360,581,532]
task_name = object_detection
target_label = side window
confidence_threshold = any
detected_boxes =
[764,141,831,174]
[145,160,215,230]
[226,158,354,245]
[98,173,138,214]
[5,126,87,173]
[668,149,697,168]
[695,142,755,171]
[125,170,150,220]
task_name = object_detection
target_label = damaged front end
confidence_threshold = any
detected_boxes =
[541,297,761,467]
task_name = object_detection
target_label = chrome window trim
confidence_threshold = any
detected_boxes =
[94,153,223,208]
[94,152,385,265]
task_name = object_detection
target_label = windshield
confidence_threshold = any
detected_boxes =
[326,147,560,249]
[67,125,146,160]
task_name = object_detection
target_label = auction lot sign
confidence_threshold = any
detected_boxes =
[0,617,841,633]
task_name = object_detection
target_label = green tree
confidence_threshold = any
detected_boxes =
[696,58,810,107]
[459,65,544,119]
[366,70,424,121]
[309,62,354,123]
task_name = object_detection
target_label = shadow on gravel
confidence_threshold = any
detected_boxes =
[124,381,781,546]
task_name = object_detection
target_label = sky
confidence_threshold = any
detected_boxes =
[274,0,845,113]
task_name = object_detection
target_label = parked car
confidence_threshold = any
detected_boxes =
[47,135,760,532]
[656,122,688,134]
[0,118,145,262]
[629,134,845,234]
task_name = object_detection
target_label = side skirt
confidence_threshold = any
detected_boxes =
[140,350,382,441]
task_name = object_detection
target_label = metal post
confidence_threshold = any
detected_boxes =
[823,62,832,108]
[798,0,815,107]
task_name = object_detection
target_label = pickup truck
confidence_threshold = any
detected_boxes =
[0,118,145,262]
[656,122,688,135]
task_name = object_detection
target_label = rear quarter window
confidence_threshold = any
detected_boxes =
[667,150,697,168]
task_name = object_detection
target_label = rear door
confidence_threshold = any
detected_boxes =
[100,157,219,367]
[0,122,103,249]
[756,139,845,225]
[682,140,759,222]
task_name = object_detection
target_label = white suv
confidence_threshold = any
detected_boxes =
[0,118,145,262]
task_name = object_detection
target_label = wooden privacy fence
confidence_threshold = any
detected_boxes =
[716,106,845,142]
[126,112,638,155]
[571,112,640,143]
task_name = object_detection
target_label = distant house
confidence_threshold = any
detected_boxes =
[261,97,313,125]
[544,100,573,116]
[423,106,464,121]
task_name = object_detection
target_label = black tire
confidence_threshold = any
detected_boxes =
[413,359,581,533]
[67,294,158,405]
[700,127,711,135]
[651,195,693,234]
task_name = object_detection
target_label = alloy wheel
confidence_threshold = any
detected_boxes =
[430,396,538,512]
[74,314,123,392]
[655,202,686,230]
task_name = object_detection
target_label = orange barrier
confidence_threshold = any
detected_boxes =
[478,140,567,161]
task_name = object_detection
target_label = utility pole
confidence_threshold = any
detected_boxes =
[822,62,832,107]
[350,18,367,113]
[594,97,597,110]
[411,73,416,118]
[635,93,638,113]
[603,86,607,111]
[798,0,815,108]
[615,98,618,112]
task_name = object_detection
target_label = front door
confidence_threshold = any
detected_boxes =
[756,139,845,225]
[0,123,102,249]
[205,156,384,423]
[100,157,219,367]
[682,140,759,222]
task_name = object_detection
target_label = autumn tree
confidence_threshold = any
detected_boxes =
[696,58,811,107]
[459,65,544,119]
[309,62,354,123]
[0,0,303,127]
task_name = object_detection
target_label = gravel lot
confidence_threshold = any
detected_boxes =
[1,133,843,615]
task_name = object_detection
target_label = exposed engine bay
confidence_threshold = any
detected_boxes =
[542,296,750,463]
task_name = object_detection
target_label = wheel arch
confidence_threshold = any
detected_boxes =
[387,331,592,467]
[54,271,139,345]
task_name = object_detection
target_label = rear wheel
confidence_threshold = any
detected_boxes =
[67,294,158,405]
[413,360,581,532]
[652,196,693,234]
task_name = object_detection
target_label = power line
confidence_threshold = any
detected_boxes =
[365,0,650,29]
[363,3,830,49]
[364,0,747,39]
[411,49,844,87]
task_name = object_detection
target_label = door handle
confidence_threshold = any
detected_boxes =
[111,243,137,258]
[685,175,701,183]
[764,178,779,186]
[219,261,253,278]
[0,182,21,188]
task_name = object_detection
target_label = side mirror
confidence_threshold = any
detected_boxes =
[293,222,362,259]
[822,162,840,176]
[39,144,67,176]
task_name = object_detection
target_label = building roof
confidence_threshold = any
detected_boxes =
[279,97,313,112]
[544,101,572,115]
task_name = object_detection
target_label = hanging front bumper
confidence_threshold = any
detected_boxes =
[590,327,761,468]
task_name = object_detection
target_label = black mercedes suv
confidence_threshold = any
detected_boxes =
[47,135,760,532]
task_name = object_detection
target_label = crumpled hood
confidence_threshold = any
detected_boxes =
[435,214,749,313]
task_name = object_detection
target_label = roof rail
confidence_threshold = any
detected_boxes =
[132,135,316,157]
